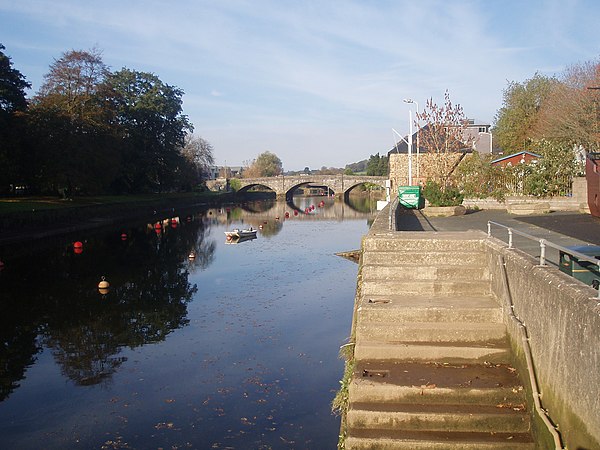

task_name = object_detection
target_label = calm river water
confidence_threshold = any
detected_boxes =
[0,197,376,449]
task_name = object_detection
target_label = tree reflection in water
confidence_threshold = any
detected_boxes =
[0,210,215,393]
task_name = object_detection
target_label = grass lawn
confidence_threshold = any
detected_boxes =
[0,192,221,214]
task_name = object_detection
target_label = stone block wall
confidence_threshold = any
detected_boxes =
[388,152,463,194]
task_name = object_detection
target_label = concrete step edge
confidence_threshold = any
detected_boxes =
[348,382,527,405]
[346,408,531,433]
[344,435,535,450]
[354,343,511,363]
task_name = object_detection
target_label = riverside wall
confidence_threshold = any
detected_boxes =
[485,241,600,450]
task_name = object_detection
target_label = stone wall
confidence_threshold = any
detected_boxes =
[388,152,464,194]
[486,239,600,450]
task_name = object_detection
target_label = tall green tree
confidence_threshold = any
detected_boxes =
[0,43,31,192]
[27,48,117,195]
[104,68,192,192]
[0,44,30,114]
[366,153,388,176]
[493,73,558,152]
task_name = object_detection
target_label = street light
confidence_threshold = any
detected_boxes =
[392,110,413,186]
[403,99,420,181]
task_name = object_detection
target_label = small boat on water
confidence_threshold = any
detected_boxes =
[225,234,257,244]
[224,228,257,240]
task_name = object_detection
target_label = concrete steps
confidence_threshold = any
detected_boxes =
[355,321,507,343]
[362,250,487,267]
[360,264,490,282]
[346,232,534,449]
[361,280,491,297]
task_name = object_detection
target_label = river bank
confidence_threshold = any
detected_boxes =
[0,192,235,247]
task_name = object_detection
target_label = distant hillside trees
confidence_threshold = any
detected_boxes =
[0,45,211,196]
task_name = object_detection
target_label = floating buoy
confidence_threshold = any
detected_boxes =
[285,212,290,218]
[188,251,196,259]
[0,260,4,270]
[259,224,263,229]
[98,276,110,294]
[275,216,280,221]
[73,241,83,249]
[74,247,83,255]
[154,222,161,229]
[120,233,128,241]
[294,210,299,216]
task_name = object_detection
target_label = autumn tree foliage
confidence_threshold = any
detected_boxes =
[415,90,473,184]
[417,90,472,155]
[533,60,600,152]
[493,73,558,152]
[243,151,283,177]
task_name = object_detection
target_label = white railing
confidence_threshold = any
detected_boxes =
[487,221,600,298]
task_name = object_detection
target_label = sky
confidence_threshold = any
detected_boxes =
[1,0,599,171]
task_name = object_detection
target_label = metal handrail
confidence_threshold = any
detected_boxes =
[487,220,600,298]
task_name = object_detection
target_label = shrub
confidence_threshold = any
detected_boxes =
[422,180,464,207]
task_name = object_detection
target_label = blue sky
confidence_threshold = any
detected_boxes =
[1,0,599,170]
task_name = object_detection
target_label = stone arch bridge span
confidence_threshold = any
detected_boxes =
[237,175,387,199]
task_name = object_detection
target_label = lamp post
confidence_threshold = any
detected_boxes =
[392,110,413,186]
[404,99,420,182]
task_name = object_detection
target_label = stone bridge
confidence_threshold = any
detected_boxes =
[236,174,388,199]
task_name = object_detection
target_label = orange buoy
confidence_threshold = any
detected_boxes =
[98,276,110,294]
[74,247,83,255]
[154,222,161,229]
[188,251,196,259]
[73,241,83,249]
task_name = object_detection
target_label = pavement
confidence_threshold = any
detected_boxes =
[398,208,600,268]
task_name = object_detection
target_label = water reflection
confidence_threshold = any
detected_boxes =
[0,212,213,394]
[0,199,375,449]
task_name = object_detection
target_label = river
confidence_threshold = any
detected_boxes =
[0,196,377,449]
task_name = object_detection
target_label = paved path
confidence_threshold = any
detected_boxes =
[399,209,600,269]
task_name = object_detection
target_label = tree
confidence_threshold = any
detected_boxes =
[0,44,30,114]
[492,74,558,152]
[27,48,117,195]
[416,90,473,184]
[243,151,282,177]
[178,134,215,189]
[417,90,472,154]
[366,153,388,176]
[105,68,192,192]
[533,60,600,152]
[35,48,110,124]
[0,44,31,192]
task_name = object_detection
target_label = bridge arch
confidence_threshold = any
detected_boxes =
[235,175,387,199]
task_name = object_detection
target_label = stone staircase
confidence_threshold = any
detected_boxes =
[345,231,535,450]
